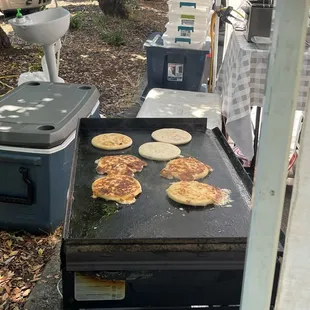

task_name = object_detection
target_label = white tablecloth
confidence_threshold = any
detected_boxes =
[216,30,310,160]
[137,88,222,130]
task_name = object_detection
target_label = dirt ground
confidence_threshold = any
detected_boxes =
[0,1,167,309]
[0,0,167,116]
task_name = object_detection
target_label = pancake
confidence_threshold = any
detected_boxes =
[151,128,192,145]
[138,142,181,161]
[96,155,147,176]
[91,133,132,150]
[160,157,213,181]
[92,175,142,205]
[167,181,232,207]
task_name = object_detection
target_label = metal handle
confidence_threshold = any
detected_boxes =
[0,167,34,205]
[178,25,194,32]
[180,2,196,8]
[175,37,191,44]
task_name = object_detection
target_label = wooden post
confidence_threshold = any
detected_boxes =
[240,0,309,309]
[275,68,310,309]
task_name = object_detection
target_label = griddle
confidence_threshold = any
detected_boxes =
[61,118,282,310]
[64,118,252,243]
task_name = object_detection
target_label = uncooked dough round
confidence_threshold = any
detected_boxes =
[138,142,181,161]
[151,128,192,145]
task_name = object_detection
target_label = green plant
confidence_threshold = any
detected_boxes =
[100,29,125,46]
[70,12,84,30]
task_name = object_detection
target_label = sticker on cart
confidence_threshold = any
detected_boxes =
[181,14,195,26]
[167,63,184,82]
[74,273,125,301]
[180,29,192,37]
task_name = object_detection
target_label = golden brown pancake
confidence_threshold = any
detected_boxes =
[96,155,147,176]
[91,133,132,150]
[160,157,213,181]
[92,175,142,205]
[167,181,232,207]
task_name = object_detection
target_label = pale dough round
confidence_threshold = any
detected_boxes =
[91,133,132,150]
[151,128,192,145]
[138,142,181,161]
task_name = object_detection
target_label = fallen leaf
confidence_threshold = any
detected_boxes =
[9,250,19,256]
[6,240,12,247]
[13,306,20,310]
[4,285,11,293]
[22,288,31,297]
[32,264,43,271]
[12,287,21,294]
[4,256,15,265]
[37,248,44,256]
[31,278,41,283]
[2,292,8,301]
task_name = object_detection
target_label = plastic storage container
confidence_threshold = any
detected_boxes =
[164,22,208,49]
[168,0,211,12]
[144,33,209,92]
[168,10,210,27]
[0,82,100,233]
[165,21,209,32]
[163,32,209,49]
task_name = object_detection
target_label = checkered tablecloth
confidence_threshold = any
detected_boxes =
[215,30,310,159]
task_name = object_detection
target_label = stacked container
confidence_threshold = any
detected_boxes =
[163,0,213,49]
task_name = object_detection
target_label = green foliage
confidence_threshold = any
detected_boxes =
[100,29,125,47]
[70,12,84,30]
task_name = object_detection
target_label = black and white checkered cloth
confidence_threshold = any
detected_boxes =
[216,30,309,124]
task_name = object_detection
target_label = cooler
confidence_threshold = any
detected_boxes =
[0,82,100,233]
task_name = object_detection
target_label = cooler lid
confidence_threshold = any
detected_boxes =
[0,82,100,148]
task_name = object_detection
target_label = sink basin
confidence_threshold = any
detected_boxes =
[9,8,70,45]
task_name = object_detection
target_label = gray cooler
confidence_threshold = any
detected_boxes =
[0,82,100,233]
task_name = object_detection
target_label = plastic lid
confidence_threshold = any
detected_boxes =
[0,82,100,148]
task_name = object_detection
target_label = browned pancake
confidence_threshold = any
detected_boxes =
[91,133,132,150]
[96,155,147,176]
[92,175,142,205]
[160,157,213,181]
[167,181,232,207]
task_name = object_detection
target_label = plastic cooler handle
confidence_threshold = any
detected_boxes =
[175,37,191,44]
[178,26,194,32]
[0,167,34,205]
[180,2,197,8]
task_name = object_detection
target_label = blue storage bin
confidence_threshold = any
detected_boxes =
[144,32,210,92]
[0,82,100,233]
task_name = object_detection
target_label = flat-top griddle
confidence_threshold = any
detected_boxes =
[61,119,283,310]
[63,118,252,247]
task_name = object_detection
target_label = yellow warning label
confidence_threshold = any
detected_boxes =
[74,273,125,301]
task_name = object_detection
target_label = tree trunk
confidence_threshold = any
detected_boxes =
[98,0,129,19]
[0,26,11,49]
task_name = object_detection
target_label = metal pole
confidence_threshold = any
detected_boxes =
[212,0,221,92]
[240,0,309,309]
